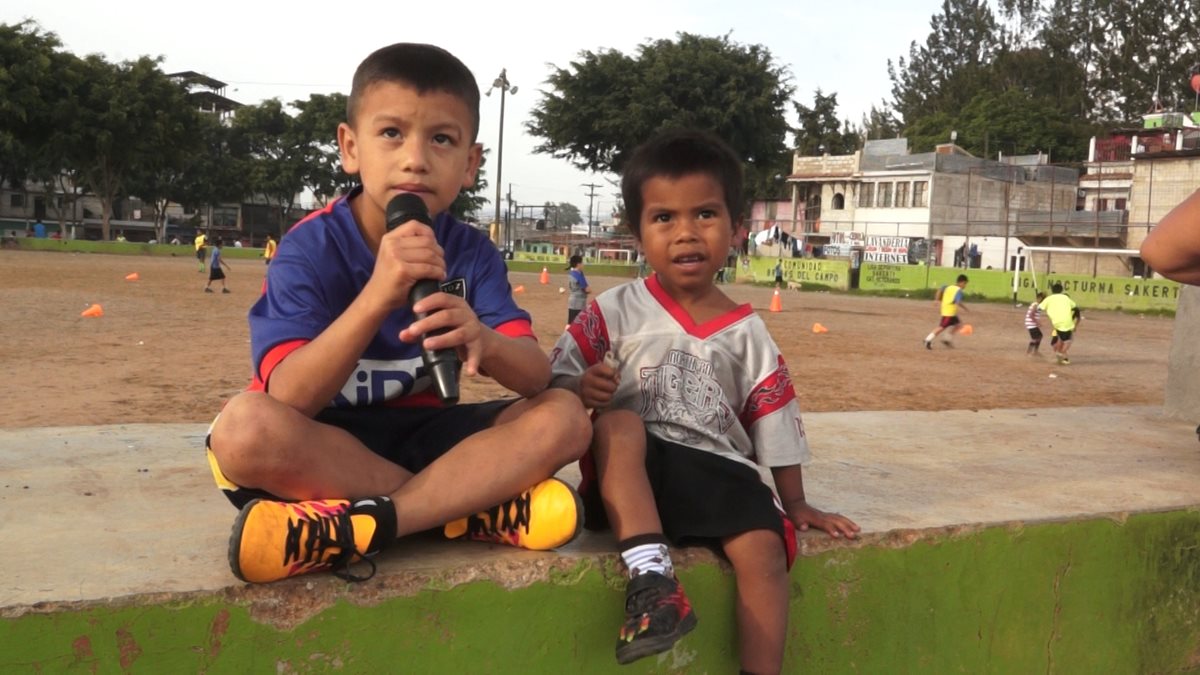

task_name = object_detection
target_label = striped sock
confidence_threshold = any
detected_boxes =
[619,534,673,578]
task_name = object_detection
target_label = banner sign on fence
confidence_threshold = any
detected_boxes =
[864,236,910,264]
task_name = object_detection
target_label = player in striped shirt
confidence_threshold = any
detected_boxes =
[1025,291,1046,355]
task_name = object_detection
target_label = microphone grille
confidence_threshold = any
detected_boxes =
[386,193,431,229]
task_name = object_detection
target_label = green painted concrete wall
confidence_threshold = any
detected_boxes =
[745,258,851,290]
[861,263,1180,312]
[7,237,267,260]
[6,511,1199,673]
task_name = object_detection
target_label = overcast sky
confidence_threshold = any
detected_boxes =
[5,0,945,219]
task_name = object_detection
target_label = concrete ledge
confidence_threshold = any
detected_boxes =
[4,407,1200,671]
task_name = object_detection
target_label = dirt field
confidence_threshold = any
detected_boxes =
[0,249,1175,428]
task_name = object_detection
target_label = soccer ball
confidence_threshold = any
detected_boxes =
[558,287,565,294]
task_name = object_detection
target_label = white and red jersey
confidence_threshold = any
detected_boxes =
[550,275,810,471]
[1024,301,1042,329]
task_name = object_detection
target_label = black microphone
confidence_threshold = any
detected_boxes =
[386,193,461,404]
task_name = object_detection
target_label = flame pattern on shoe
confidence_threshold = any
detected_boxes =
[615,572,698,665]
[229,499,375,584]
[444,477,583,551]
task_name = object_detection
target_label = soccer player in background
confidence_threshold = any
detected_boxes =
[925,274,969,349]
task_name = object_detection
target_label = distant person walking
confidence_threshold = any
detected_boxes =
[205,238,231,293]
[194,231,207,273]
[925,274,969,349]
[566,254,590,326]
[33,219,46,239]
[263,235,277,266]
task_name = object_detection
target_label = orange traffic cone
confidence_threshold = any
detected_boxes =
[124,272,140,281]
[513,285,525,294]
[769,288,783,312]
[539,267,550,285]
[960,324,974,336]
[812,322,828,333]
[80,303,104,318]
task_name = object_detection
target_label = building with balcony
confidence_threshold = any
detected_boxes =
[782,138,1079,272]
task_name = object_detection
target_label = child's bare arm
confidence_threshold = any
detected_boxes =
[1141,188,1200,285]
[267,288,396,416]
[771,464,860,539]
[266,224,443,414]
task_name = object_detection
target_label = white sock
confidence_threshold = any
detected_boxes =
[621,542,673,579]
[925,333,935,342]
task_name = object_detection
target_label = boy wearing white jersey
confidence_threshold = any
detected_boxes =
[549,130,858,673]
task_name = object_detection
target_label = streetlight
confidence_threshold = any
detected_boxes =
[486,69,517,249]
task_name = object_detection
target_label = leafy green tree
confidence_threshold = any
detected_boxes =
[999,0,1198,123]
[292,93,355,206]
[860,104,902,142]
[0,21,59,186]
[124,81,202,241]
[0,21,88,233]
[71,55,188,240]
[793,89,858,155]
[172,113,247,235]
[888,0,1001,125]
[554,201,582,227]
[448,148,489,220]
[232,99,307,238]
[527,32,794,202]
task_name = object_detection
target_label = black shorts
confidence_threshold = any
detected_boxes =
[196,248,205,261]
[1056,329,1073,342]
[207,399,515,508]
[209,267,225,281]
[578,433,797,568]
[939,315,961,328]
[1028,327,1043,341]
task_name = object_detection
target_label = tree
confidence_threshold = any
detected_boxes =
[860,104,902,142]
[536,201,582,229]
[999,0,1199,123]
[527,33,794,202]
[172,113,247,234]
[448,148,489,220]
[0,21,60,187]
[888,0,1002,126]
[72,55,187,240]
[793,89,858,156]
[291,93,355,207]
[124,79,203,242]
[232,99,307,238]
[0,21,89,233]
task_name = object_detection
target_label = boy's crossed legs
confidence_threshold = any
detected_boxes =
[209,387,590,583]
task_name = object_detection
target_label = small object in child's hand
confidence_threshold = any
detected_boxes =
[603,351,618,370]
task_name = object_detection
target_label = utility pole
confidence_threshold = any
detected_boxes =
[487,70,517,247]
[582,182,601,239]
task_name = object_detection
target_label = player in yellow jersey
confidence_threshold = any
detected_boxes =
[1038,282,1079,364]
[262,234,277,266]
[925,274,969,349]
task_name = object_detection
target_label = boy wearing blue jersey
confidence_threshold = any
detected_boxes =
[207,43,590,584]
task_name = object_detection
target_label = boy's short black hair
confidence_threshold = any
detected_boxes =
[568,254,583,269]
[346,43,480,141]
[957,274,969,283]
[1052,282,1064,294]
[620,129,743,238]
